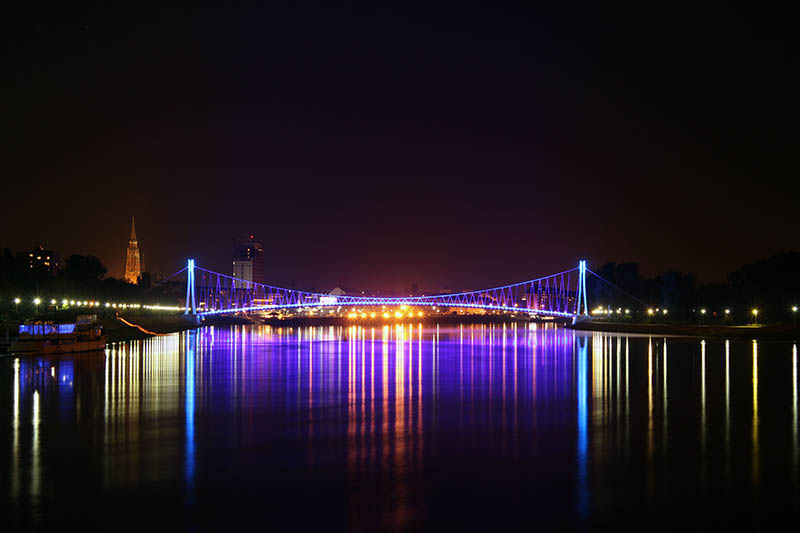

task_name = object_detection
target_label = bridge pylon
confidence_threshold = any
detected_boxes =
[575,259,589,316]
[185,258,197,316]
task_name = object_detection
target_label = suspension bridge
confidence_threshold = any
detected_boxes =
[178,259,597,322]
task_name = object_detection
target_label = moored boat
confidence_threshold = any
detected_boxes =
[8,314,106,355]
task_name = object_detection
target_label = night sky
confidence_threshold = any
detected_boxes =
[3,4,798,291]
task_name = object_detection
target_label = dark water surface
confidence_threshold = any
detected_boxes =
[2,323,799,530]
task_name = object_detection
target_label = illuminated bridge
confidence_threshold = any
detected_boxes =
[179,259,594,321]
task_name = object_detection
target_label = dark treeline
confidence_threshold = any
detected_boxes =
[0,249,183,318]
[587,252,800,324]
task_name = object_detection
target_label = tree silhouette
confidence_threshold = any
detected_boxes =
[62,255,107,283]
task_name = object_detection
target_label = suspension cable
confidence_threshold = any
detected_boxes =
[585,268,649,308]
[144,266,188,293]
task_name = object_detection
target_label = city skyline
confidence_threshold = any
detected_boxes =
[5,213,800,294]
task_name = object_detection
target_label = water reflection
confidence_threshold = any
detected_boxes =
[648,338,654,462]
[794,344,798,480]
[701,339,707,487]
[625,337,630,456]
[725,340,731,483]
[576,335,588,516]
[185,330,196,501]
[753,340,760,485]
[11,358,19,501]
[662,339,668,453]
[3,325,800,529]
[31,390,39,499]
[701,340,707,454]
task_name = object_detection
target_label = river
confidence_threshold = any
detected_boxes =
[1,323,798,530]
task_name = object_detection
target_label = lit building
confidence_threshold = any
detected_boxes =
[232,234,265,287]
[19,245,59,274]
[124,216,142,284]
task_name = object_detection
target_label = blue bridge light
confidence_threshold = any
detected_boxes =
[185,259,589,319]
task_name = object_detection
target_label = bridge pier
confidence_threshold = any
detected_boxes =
[184,314,202,327]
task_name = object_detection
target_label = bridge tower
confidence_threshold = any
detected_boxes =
[185,259,197,315]
[575,260,589,316]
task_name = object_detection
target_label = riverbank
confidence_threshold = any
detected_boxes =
[102,313,200,343]
[17,313,796,348]
[103,313,265,343]
[569,320,800,340]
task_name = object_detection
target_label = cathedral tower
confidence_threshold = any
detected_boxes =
[124,216,142,284]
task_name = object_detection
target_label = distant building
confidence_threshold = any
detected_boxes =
[18,245,60,274]
[329,287,346,296]
[232,234,265,287]
[124,216,142,284]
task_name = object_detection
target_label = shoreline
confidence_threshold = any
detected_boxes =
[102,313,203,343]
[6,314,800,352]
[569,320,800,340]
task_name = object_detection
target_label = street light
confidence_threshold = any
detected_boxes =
[752,308,759,325]
[793,306,798,326]
[33,298,41,314]
[14,297,20,313]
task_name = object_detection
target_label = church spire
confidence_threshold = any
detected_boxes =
[124,216,142,284]
[130,216,137,242]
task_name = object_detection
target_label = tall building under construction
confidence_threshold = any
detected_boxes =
[124,217,142,284]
